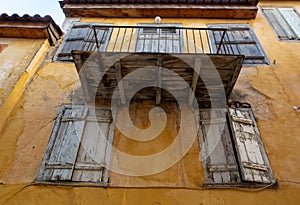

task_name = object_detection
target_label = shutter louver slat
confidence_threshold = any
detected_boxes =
[228,107,273,183]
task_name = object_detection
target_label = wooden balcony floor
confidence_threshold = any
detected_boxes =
[72,51,244,107]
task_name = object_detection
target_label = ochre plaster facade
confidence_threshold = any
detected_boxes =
[0,1,300,204]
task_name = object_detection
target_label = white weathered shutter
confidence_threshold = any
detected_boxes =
[228,107,273,183]
[72,107,114,183]
[44,105,88,181]
[199,109,241,184]
[262,8,300,41]
[135,24,182,53]
[278,8,300,39]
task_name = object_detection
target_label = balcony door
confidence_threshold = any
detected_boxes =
[135,24,183,53]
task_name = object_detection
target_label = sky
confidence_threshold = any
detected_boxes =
[0,0,65,26]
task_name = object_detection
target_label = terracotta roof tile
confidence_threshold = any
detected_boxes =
[0,13,63,45]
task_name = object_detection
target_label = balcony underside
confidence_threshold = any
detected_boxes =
[62,4,258,19]
[72,52,243,107]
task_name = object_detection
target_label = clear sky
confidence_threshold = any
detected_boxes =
[0,0,65,26]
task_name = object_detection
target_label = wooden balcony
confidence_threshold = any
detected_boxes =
[71,25,244,107]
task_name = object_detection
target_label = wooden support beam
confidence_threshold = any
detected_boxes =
[156,58,162,105]
[115,62,126,104]
[62,4,258,19]
[189,58,201,106]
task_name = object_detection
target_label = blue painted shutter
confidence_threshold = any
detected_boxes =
[57,23,112,61]
[136,24,182,53]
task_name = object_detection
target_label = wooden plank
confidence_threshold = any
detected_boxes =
[156,58,162,105]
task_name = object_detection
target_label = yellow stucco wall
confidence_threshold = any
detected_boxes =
[0,1,300,204]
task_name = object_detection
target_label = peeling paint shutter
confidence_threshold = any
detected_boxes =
[57,23,112,61]
[39,105,115,184]
[228,107,274,183]
[136,24,182,53]
[72,108,114,183]
[199,109,241,184]
[262,8,300,41]
[44,106,88,181]
[208,24,269,65]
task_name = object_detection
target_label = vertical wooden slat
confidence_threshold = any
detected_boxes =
[156,58,162,105]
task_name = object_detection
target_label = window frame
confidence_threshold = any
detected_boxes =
[54,22,113,62]
[207,24,270,66]
[36,104,115,186]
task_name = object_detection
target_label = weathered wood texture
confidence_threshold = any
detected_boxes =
[199,105,275,186]
[56,23,112,61]
[62,4,258,19]
[199,108,241,184]
[37,105,114,184]
[208,24,270,65]
[228,106,274,183]
[72,52,244,107]
[262,7,300,41]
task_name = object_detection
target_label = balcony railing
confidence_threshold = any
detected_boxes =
[90,25,242,55]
